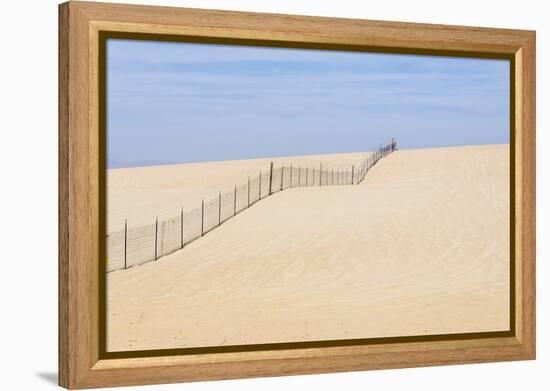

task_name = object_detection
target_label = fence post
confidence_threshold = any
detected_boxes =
[218,190,222,225]
[280,164,284,191]
[200,200,204,236]
[247,177,250,207]
[124,219,127,269]
[268,162,274,195]
[306,168,309,186]
[352,165,355,185]
[154,217,158,260]
[319,163,322,186]
[180,208,183,249]
[259,171,262,200]
[298,166,301,187]
[234,185,237,215]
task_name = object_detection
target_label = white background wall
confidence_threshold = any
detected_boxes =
[0,0,546,389]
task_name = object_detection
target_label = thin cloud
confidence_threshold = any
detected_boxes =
[107,39,509,166]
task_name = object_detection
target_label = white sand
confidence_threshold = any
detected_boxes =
[107,144,510,352]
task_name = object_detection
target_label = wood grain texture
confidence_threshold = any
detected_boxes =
[518,34,536,355]
[58,1,536,388]
[58,3,70,387]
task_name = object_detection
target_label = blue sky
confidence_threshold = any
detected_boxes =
[107,39,510,168]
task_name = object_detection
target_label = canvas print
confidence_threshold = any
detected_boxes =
[105,39,510,352]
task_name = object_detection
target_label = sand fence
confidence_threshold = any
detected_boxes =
[106,139,397,272]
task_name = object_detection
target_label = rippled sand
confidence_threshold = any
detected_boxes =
[107,144,510,352]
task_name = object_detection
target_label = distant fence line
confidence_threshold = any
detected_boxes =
[107,139,398,272]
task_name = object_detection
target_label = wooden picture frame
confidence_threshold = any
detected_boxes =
[59,1,536,389]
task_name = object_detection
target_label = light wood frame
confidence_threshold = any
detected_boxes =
[59,1,536,389]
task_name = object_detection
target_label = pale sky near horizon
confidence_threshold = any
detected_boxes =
[107,39,510,168]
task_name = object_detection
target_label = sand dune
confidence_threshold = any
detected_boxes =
[107,144,510,352]
[108,151,370,231]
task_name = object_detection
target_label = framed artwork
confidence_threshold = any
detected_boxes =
[58,1,536,389]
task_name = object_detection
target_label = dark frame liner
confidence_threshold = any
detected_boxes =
[97,31,516,360]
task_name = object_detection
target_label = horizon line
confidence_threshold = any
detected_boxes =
[108,141,508,170]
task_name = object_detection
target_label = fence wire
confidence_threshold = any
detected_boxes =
[106,139,397,272]
[183,207,202,244]
[157,216,182,258]
[203,198,219,234]
[126,223,156,269]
